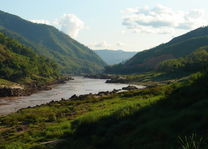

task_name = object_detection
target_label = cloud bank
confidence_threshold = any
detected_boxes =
[31,14,85,38]
[122,5,208,34]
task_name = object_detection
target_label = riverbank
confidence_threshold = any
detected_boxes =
[0,72,208,149]
[18,85,139,112]
[0,84,162,148]
[84,73,177,88]
[0,76,73,97]
[0,77,134,115]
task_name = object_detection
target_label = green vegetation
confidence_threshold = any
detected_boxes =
[0,79,19,88]
[1,9,208,149]
[0,32,59,86]
[105,26,208,74]
[0,71,208,149]
[0,10,106,74]
[178,133,206,149]
[159,46,208,73]
[107,46,208,86]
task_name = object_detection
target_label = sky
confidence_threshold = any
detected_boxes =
[0,0,208,51]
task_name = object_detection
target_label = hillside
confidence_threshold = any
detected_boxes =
[1,70,208,149]
[0,10,106,74]
[0,32,59,86]
[94,49,136,65]
[159,46,208,73]
[105,26,208,74]
[1,31,208,148]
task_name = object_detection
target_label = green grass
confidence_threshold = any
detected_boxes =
[0,87,163,149]
[178,133,206,149]
[0,72,208,149]
[111,71,193,86]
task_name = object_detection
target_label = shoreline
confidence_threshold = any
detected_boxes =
[0,76,73,97]
[84,73,175,88]
[15,85,140,115]
[0,82,141,116]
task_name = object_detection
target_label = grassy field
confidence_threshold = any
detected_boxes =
[0,72,208,149]
[0,87,162,149]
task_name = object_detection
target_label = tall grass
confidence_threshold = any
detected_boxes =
[179,133,206,149]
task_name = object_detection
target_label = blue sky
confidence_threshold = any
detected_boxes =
[0,0,208,51]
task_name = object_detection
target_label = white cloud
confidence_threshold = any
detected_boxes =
[31,14,85,38]
[89,41,126,49]
[122,4,208,34]
[58,14,85,38]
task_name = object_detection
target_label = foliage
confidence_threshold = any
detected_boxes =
[178,133,206,149]
[0,10,106,74]
[1,72,208,149]
[105,26,208,74]
[159,46,208,73]
[0,32,59,84]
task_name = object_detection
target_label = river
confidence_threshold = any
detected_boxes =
[0,76,144,115]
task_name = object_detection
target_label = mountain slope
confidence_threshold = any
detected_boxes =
[0,10,106,74]
[159,46,208,73]
[0,32,59,85]
[94,49,136,65]
[105,26,208,74]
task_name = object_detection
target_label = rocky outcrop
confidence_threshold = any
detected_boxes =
[0,87,26,97]
[69,90,118,101]
[106,76,128,83]
[68,87,138,101]
[122,85,138,90]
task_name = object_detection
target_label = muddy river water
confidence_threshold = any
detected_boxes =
[0,76,144,115]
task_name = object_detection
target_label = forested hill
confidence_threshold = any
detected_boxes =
[0,10,106,74]
[158,46,208,73]
[0,33,59,85]
[94,49,136,65]
[105,26,208,74]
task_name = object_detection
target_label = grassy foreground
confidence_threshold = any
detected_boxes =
[0,72,208,149]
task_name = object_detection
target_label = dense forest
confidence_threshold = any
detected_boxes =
[158,46,208,73]
[0,33,59,85]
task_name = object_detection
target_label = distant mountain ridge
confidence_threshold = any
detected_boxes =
[0,10,106,74]
[94,49,136,65]
[105,26,208,74]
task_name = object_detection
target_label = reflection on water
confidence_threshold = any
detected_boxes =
[0,76,144,115]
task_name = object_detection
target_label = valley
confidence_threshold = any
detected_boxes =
[0,4,208,149]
